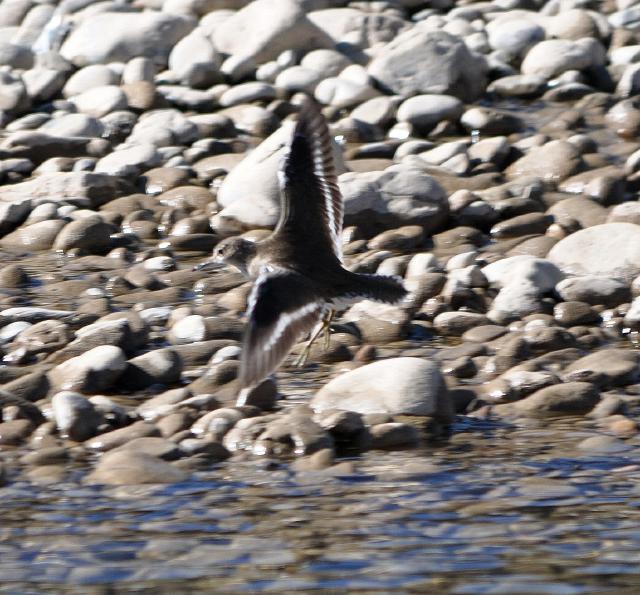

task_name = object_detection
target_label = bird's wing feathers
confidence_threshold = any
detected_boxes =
[239,268,323,389]
[275,97,344,260]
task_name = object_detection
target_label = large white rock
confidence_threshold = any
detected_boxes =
[213,121,346,231]
[486,16,545,57]
[48,345,128,392]
[51,391,103,441]
[505,140,582,182]
[308,7,409,50]
[0,172,131,208]
[127,109,200,147]
[368,29,487,102]
[311,357,453,421]
[213,0,333,64]
[41,113,104,138]
[168,27,221,87]
[60,11,194,66]
[483,256,564,323]
[339,164,448,233]
[69,85,128,118]
[94,143,161,177]
[521,38,606,79]
[548,222,640,282]
[396,94,464,129]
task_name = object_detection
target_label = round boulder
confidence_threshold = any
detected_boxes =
[311,357,453,421]
[548,223,640,282]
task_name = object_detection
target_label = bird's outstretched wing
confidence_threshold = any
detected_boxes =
[239,268,324,389]
[275,96,344,261]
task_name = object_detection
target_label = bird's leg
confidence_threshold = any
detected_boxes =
[323,308,334,349]
[294,322,323,368]
[294,309,334,368]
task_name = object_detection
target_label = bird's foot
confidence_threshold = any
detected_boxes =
[294,309,333,368]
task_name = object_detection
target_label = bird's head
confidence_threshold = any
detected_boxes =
[206,236,257,276]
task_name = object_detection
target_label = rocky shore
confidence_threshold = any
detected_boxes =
[1,0,640,486]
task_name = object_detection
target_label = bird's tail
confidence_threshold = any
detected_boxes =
[334,271,408,305]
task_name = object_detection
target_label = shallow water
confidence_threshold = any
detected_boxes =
[3,410,640,593]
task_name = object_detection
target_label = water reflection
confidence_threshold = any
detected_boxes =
[2,416,640,592]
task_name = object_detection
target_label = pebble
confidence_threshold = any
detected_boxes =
[87,450,189,485]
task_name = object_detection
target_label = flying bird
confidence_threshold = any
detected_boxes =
[201,96,407,399]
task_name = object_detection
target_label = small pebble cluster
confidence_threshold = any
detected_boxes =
[1,0,640,485]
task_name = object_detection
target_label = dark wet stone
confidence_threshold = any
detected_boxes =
[370,422,420,449]
[435,342,487,361]
[0,389,45,425]
[188,360,239,395]
[291,448,335,471]
[87,450,189,485]
[433,226,486,251]
[1,371,49,403]
[495,381,600,417]
[563,349,640,388]
[491,213,554,239]
[118,348,183,390]
[86,420,160,451]
[20,446,69,466]
[588,394,626,419]
[177,437,230,462]
[53,216,114,253]
[462,324,507,343]
[523,325,575,354]
[291,336,352,364]
[112,436,182,460]
[137,388,193,420]
[159,233,217,252]
[0,418,34,445]
[487,335,530,375]
[554,301,599,326]
[314,409,366,442]
[95,312,150,349]
[367,225,425,251]
[156,411,196,438]
[0,264,28,288]
[112,286,189,307]
[433,311,489,336]
[254,413,333,457]
[236,378,278,411]
[171,340,238,367]
[442,356,477,379]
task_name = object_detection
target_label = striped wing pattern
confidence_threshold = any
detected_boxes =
[276,96,344,261]
[239,268,324,389]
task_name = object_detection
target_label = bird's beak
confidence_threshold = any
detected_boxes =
[193,257,224,272]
